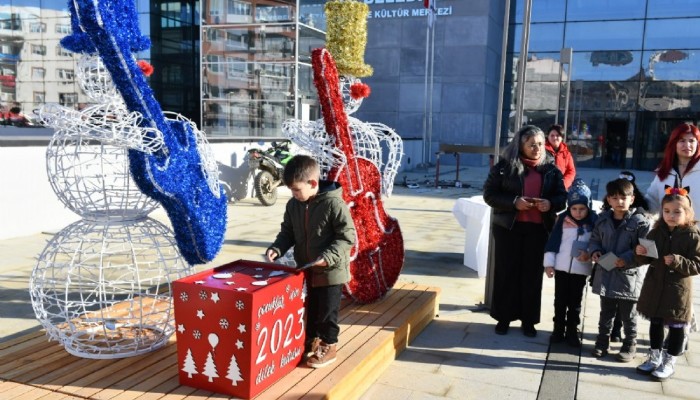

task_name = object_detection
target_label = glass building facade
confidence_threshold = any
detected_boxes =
[0,0,199,120]
[3,0,700,170]
[200,0,325,137]
[506,0,700,170]
[0,0,323,138]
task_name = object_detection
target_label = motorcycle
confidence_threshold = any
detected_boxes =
[245,141,293,206]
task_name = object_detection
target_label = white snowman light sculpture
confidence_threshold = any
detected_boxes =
[30,54,192,359]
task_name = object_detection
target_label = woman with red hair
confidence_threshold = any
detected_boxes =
[643,122,700,358]
[645,123,700,213]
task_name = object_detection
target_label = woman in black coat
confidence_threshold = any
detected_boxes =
[483,125,567,336]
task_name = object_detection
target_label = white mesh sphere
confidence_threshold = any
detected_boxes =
[46,132,159,221]
[30,218,192,359]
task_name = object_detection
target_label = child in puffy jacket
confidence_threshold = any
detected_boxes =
[544,178,597,347]
[589,178,651,362]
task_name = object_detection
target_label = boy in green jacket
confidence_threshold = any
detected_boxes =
[266,155,356,368]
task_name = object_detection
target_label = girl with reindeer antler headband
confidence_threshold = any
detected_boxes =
[634,184,700,381]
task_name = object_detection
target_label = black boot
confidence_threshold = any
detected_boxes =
[592,334,610,357]
[566,324,581,347]
[550,323,565,343]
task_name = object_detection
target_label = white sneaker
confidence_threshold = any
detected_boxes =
[636,349,661,374]
[651,351,676,381]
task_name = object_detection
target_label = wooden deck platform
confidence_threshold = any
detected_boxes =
[0,282,439,400]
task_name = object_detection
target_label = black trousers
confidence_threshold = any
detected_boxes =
[306,284,342,346]
[490,222,547,325]
[598,297,638,344]
[649,318,685,356]
[553,270,588,327]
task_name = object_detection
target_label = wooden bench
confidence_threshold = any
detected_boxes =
[435,144,496,187]
[0,282,440,399]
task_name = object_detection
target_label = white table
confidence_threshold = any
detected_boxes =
[452,196,490,278]
[452,198,605,279]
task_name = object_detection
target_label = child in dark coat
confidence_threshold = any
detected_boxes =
[266,155,356,368]
[634,188,700,381]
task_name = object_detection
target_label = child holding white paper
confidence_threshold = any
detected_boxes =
[544,179,597,347]
[589,178,651,361]
[634,187,700,381]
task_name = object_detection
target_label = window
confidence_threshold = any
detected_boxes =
[29,22,46,33]
[228,0,251,16]
[56,24,71,34]
[226,56,246,78]
[565,20,644,51]
[572,51,642,81]
[647,0,700,18]
[206,55,221,73]
[566,0,646,21]
[206,28,219,41]
[57,69,75,80]
[56,45,72,57]
[643,50,700,81]
[512,23,564,52]
[59,93,78,108]
[32,67,45,79]
[31,44,47,56]
[0,13,21,30]
[644,18,700,50]
[514,0,565,23]
[34,92,45,103]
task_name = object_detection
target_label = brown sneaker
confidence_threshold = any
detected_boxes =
[306,342,337,368]
[304,337,321,361]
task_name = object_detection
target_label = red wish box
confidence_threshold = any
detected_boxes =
[173,259,306,399]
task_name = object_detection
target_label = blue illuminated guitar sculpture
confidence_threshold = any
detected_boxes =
[61,0,227,265]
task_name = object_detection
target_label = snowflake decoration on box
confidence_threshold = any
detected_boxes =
[236,300,245,311]
[193,330,201,340]
[199,290,208,300]
[180,292,188,302]
[219,318,229,329]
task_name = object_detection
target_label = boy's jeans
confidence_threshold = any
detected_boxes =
[597,297,638,346]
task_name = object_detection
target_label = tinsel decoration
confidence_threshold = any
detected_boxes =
[324,0,373,78]
[350,82,371,99]
[312,48,404,304]
[62,0,227,265]
[283,78,403,197]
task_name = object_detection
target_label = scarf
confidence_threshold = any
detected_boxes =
[520,156,539,169]
[516,157,543,223]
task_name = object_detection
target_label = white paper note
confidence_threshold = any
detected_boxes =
[639,238,659,259]
[597,252,618,271]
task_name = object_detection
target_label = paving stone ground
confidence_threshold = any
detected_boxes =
[1,166,699,399]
